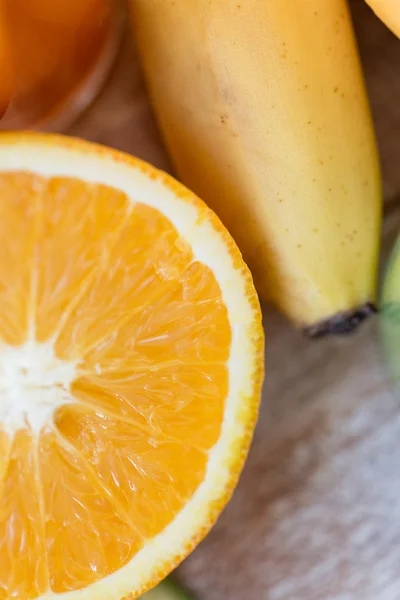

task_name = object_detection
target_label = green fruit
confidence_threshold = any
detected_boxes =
[141,579,193,600]
[380,237,400,391]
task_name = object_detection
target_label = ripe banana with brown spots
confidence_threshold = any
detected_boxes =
[130,0,382,335]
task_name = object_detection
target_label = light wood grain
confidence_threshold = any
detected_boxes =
[69,4,400,598]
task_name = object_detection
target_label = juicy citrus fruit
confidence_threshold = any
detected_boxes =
[0,6,13,118]
[0,0,114,128]
[0,133,264,600]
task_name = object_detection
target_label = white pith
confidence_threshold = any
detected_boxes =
[0,134,261,600]
[0,341,77,435]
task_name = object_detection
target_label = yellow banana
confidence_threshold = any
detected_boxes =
[365,0,400,37]
[130,0,382,335]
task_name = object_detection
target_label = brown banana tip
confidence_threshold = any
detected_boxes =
[304,302,377,338]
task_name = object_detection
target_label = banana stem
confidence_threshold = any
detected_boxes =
[304,303,377,338]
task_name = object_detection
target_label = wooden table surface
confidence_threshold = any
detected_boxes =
[70,2,400,598]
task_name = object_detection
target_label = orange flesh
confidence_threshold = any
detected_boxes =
[0,172,231,597]
[0,0,113,127]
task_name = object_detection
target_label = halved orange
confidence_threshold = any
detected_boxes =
[0,5,13,118]
[0,133,264,600]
